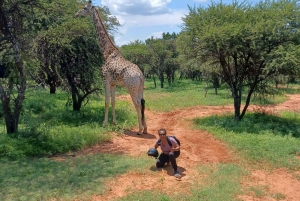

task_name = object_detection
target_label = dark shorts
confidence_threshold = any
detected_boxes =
[156,151,180,168]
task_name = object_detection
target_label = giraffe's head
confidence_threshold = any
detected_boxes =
[75,1,94,17]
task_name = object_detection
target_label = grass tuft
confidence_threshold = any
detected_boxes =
[194,111,300,169]
[0,154,152,201]
[0,89,137,159]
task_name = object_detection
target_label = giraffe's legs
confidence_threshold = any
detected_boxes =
[139,80,147,134]
[130,95,144,135]
[103,84,111,127]
[111,85,116,125]
[142,120,147,134]
[141,98,147,134]
[136,103,144,135]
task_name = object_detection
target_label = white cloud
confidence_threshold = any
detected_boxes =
[112,8,185,44]
[118,9,185,28]
[100,0,172,15]
[193,0,208,2]
[95,0,185,30]
[94,0,187,46]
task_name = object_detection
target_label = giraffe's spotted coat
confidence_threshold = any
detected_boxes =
[76,2,147,134]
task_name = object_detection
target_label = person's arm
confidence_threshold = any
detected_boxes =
[171,143,180,152]
[154,140,159,149]
[169,137,180,152]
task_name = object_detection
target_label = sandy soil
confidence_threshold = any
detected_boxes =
[75,94,300,201]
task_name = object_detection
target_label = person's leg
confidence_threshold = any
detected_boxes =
[168,152,178,171]
[156,153,168,168]
[169,151,181,178]
[167,151,180,165]
[174,151,180,158]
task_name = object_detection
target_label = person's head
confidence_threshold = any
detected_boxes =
[158,128,167,138]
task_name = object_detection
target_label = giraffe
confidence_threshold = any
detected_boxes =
[75,1,147,134]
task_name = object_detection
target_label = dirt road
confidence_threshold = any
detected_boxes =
[82,94,300,201]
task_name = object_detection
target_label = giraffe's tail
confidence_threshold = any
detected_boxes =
[141,98,145,121]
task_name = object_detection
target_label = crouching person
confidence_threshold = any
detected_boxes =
[154,128,180,178]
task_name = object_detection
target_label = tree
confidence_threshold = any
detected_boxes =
[267,44,300,88]
[120,40,148,74]
[59,35,102,111]
[145,34,179,88]
[121,33,180,88]
[178,0,300,121]
[32,0,120,96]
[32,0,94,94]
[121,40,158,87]
[32,1,120,111]
[0,0,41,133]
[162,32,179,85]
[59,3,120,111]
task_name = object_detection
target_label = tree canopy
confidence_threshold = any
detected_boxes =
[178,0,300,120]
[0,0,121,133]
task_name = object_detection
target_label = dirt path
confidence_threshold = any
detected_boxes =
[81,94,300,201]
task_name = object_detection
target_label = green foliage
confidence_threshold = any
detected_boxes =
[0,89,137,158]
[178,0,300,120]
[0,154,151,200]
[194,112,300,169]
[120,40,149,73]
[121,32,179,87]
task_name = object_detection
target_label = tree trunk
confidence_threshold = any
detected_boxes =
[0,38,26,134]
[233,98,241,121]
[72,95,82,111]
[159,72,164,88]
[1,97,17,133]
[232,87,242,121]
[152,74,157,88]
[214,87,218,95]
[48,75,57,94]
[71,86,82,111]
[171,70,175,83]
[240,80,258,120]
[213,77,219,95]
[49,84,56,94]
[3,107,21,133]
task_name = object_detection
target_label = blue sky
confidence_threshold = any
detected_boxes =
[93,0,255,46]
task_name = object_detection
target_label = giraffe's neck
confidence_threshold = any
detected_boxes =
[92,7,120,61]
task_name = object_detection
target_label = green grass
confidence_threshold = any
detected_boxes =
[0,78,300,201]
[0,79,292,158]
[0,88,137,158]
[0,154,152,201]
[194,111,300,169]
[115,164,246,201]
[143,79,288,112]
[188,164,245,201]
[143,79,232,112]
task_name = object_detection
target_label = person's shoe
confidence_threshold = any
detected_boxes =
[174,170,181,178]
